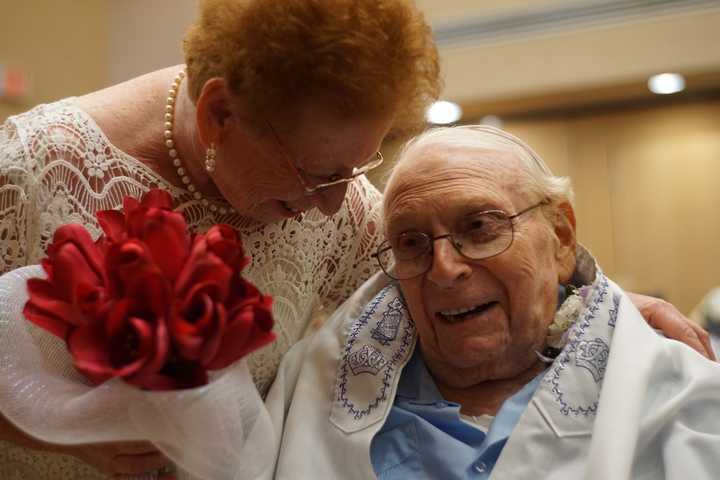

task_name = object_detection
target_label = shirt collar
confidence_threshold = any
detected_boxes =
[396,346,445,403]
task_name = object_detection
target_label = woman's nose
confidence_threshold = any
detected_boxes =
[308,182,348,216]
[425,238,471,287]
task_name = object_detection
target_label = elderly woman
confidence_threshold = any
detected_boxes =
[263,126,720,479]
[0,0,439,477]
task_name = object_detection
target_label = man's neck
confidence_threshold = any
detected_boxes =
[433,360,546,416]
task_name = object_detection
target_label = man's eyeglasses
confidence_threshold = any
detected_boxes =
[266,122,384,196]
[372,200,549,280]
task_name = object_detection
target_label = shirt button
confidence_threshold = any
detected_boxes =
[474,461,487,473]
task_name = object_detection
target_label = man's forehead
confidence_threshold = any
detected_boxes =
[382,145,526,227]
[386,144,521,196]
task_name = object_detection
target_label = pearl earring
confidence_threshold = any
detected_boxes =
[165,70,232,214]
[205,143,216,173]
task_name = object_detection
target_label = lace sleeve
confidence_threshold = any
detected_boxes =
[0,118,32,275]
[322,176,384,311]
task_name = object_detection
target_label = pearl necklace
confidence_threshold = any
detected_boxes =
[164,70,232,215]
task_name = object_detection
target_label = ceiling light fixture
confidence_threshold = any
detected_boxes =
[426,100,462,124]
[647,73,686,95]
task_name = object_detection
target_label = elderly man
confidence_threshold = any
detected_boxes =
[263,126,720,479]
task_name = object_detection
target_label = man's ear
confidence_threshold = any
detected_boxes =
[551,201,577,283]
[195,77,236,147]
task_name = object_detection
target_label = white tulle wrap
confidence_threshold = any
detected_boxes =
[0,266,276,480]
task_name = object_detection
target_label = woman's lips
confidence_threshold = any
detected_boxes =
[279,200,304,218]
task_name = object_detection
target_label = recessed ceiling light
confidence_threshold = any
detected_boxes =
[647,73,685,95]
[426,100,462,124]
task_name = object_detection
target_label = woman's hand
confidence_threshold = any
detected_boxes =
[0,413,174,478]
[627,291,716,360]
[62,441,174,479]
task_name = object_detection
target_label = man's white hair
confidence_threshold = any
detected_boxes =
[386,125,574,205]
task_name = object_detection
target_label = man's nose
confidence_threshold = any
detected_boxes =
[425,238,471,287]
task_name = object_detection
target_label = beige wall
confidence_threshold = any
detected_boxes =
[0,1,109,121]
[108,0,197,84]
[0,1,199,121]
[506,100,720,314]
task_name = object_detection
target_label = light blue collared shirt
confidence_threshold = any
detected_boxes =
[370,348,545,479]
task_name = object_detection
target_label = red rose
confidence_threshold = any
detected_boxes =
[205,279,274,370]
[170,243,234,364]
[204,224,250,272]
[104,239,171,306]
[68,292,171,388]
[24,224,108,338]
[170,226,275,369]
[98,189,190,282]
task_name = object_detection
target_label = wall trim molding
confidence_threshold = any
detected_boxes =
[433,0,720,47]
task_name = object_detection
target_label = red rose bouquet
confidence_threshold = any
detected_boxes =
[0,190,277,479]
[23,189,275,390]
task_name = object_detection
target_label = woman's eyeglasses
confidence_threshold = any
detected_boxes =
[266,122,384,195]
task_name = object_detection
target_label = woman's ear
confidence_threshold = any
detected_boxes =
[552,201,577,283]
[195,77,235,148]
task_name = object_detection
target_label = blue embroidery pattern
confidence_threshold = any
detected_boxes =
[575,338,609,382]
[608,292,621,327]
[371,297,404,345]
[335,286,415,421]
[546,274,609,417]
[348,344,387,375]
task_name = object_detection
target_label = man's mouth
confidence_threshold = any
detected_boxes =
[437,301,499,323]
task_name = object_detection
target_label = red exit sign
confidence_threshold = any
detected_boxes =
[0,65,30,100]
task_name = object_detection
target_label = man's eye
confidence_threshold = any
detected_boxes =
[467,227,498,243]
[467,219,486,230]
[394,234,427,254]
[464,215,505,242]
[397,236,421,249]
[463,216,492,232]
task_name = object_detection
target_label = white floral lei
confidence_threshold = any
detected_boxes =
[539,285,591,361]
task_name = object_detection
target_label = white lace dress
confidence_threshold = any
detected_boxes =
[0,100,384,479]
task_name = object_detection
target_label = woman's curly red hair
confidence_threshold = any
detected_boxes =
[183,0,441,138]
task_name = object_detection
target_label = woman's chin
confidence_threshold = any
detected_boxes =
[259,200,304,224]
[228,200,310,225]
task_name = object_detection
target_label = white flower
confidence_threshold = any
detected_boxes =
[546,288,587,349]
